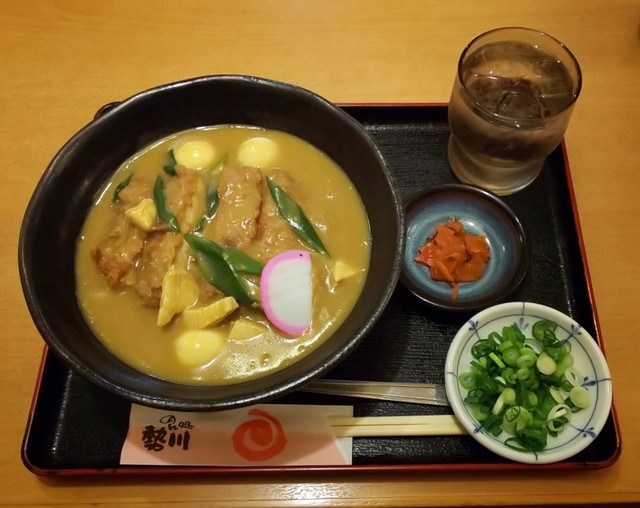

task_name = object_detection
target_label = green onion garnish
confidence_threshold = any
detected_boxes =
[163,149,178,176]
[111,174,132,203]
[193,189,219,233]
[153,175,180,232]
[184,234,259,307]
[458,320,590,453]
[266,177,329,256]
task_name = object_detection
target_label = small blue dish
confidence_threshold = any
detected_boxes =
[400,184,530,312]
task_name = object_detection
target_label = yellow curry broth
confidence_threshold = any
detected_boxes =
[76,126,370,385]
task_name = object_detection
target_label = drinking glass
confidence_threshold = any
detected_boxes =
[447,27,582,195]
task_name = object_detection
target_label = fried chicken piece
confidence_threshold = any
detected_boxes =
[210,166,263,249]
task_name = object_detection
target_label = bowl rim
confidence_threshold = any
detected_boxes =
[400,183,530,312]
[18,74,406,410]
[444,301,613,464]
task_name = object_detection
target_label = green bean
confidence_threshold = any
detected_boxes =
[266,177,329,256]
[153,176,180,232]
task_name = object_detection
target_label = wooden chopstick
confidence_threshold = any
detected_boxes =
[328,414,467,437]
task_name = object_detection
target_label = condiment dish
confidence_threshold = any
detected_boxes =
[445,301,613,464]
[401,184,529,312]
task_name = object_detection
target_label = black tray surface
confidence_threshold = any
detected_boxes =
[22,105,621,474]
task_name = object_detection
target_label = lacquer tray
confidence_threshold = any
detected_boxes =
[21,105,622,475]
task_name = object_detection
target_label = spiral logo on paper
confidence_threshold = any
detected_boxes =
[232,408,287,461]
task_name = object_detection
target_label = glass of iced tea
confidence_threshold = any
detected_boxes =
[447,27,582,195]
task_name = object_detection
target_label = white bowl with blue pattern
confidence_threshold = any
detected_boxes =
[445,301,613,464]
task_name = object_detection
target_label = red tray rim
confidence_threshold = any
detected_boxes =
[21,102,623,476]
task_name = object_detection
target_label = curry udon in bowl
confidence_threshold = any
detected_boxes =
[78,125,370,385]
[19,75,404,410]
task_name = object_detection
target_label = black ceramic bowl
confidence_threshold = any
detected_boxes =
[401,184,529,312]
[19,75,404,411]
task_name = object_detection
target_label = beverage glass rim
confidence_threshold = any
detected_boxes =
[457,26,583,124]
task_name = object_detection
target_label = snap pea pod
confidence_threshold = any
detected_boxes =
[266,177,329,256]
[111,174,132,203]
[153,176,180,232]
[184,234,259,307]
[163,149,178,176]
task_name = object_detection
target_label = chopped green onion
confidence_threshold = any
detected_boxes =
[502,325,526,348]
[524,390,539,408]
[547,417,568,435]
[532,319,557,341]
[459,319,591,453]
[501,387,516,405]
[536,351,557,375]
[500,367,514,382]
[502,347,520,366]
[554,353,574,378]
[564,366,580,387]
[459,372,475,390]
[492,395,506,416]
[516,353,535,369]
[514,407,533,432]
[547,404,570,421]
[509,426,547,452]
[472,339,493,358]
[549,387,565,404]
[489,351,505,369]
[487,331,502,349]
[470,404,490,422]
[569,386,590,408]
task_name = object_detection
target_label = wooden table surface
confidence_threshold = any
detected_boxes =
[2,1,639,506]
